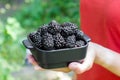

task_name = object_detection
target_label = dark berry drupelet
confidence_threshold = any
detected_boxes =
[75,40,85,47]
[53,33,66,49]
[42,33,54,50]
[48,20,61,35]
[74,29,84,40]
[65,35,76,48]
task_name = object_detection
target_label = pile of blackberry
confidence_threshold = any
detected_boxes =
[29,20,86,50]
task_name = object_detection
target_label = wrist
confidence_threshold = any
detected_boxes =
[88,42,120,76]
[88,42,100,64]
[93,43,113,68]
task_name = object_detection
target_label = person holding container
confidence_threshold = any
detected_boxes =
[27,0,120,80]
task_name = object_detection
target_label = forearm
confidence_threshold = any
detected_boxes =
[93,43,120,76]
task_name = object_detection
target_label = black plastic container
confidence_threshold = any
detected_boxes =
[22,34,91,69]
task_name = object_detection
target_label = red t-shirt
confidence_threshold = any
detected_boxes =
[78,0,120,80]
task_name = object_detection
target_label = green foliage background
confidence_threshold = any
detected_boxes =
[15,0,80,32]
[0,0,79,80]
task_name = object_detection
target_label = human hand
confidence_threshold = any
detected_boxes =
[69,42,120,76]
[27,42,96,73]
[27,42,120,76]
[68,42,96,74]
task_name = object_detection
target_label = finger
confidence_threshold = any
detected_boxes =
[69,44,96,74]
[27,55,38,65]
[68,61,92,74]
[79,59,84,63]
[27,55,44,70]
[34,65,44,70]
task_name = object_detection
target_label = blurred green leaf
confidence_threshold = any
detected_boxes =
[16,0,80,29]
[6,17,24,40]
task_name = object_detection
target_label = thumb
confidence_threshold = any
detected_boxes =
[68,43,96,74]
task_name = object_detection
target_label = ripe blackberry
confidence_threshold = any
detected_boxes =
[34,41,42,49]
[42,33,54,50]
[61,26,74,38]
[53,33,66,49]
[75,40,85,47]
[29,32,41,42]
[29,32,42,48]
[60,22,78,37]
[48,20,61,35]
[65,35,76,48]
[40,24,48,35]
[74,29,84,40]
[62,22,78,30]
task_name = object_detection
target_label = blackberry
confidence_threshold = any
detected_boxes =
[42,33,54,50]
[61,26,74,38]
[65,35,76,48]
[40,24,49,35]
[53,33,66,49]
[29,32,42,48]
[60,22,79,37]
[74,29,84,40]
[75,40,85,47]
[29,32,41,42]
[62,22,78,30]
[48,20,61,35]
[34,41,42,49]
